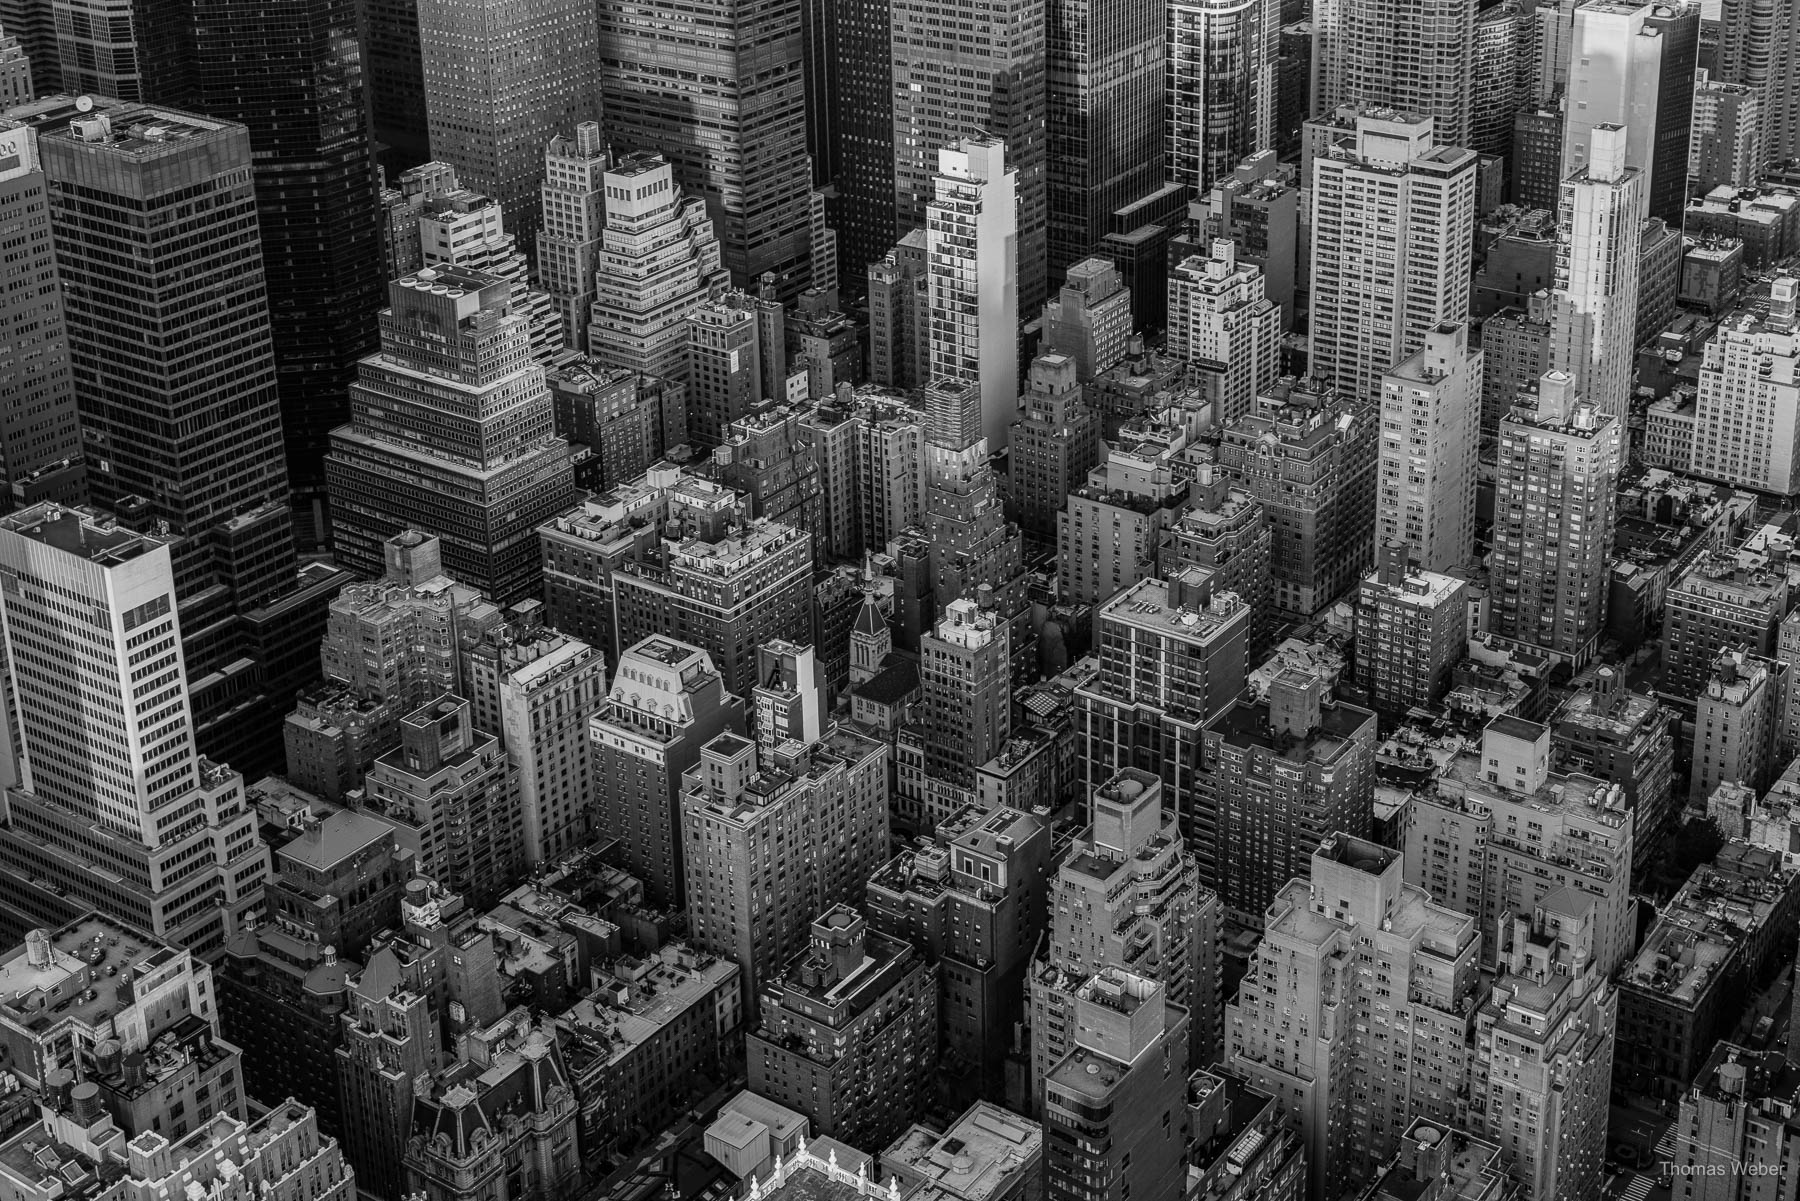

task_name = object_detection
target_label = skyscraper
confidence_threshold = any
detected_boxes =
[1042,971,1191,1201]
[823,0,894,298]
[401,170,563,361]
[868,232,931,390]
[1406,716,1637,974]
[1214,379,1379,619]
[865,805,1051,1108]
[1227,836,1481,1201]
[1642,2,1698,229]
[1311,0,1474,147]
[0,21,31,105]
[891,0,1047,312]
[1716,0,1797,164]
[1166,0,1277,192]
[1470,1,1534,164]
[363,0,428,167]
[1168,240,1282,427]
[186,0,385,545]
[1196,671,1377,923]
[1491,371,1619,665]
[1028,771,1218,1097]
[681,726,890,1000]
[1073,570,1250,820]
[927,139,1020,453]
[746,906,938,1149]
[539,123,607,349]
[584,149,730,393]
[1009,353,1102,547]
[1476,905,1616,1201]
[0,6,55,95]
[1307,110,1477,404]
[417,0,599,251]
[13,95,346,773]
[611,511,813,698]
[1045,0,1164,278]
[0,505,269,952]
[1041,258,1133,381]
[1376,321,1481,572]
[915,597,1012,813]
[1354,542,1469,716]
[0,123,82,511]
[326,268,576,603]
[1691,75,1765,192]
[1573,3,1693,226]
[1683,280,1800,494]
[49,0,191,102]
[598,0,817,295]
[1560,2,1662,208]
[1549,125,1644,428]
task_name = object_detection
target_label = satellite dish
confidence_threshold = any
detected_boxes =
[75,96,93,112]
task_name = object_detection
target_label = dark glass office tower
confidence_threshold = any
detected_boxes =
[190,0,385,546]
[598,0,817,296]
[1644,0,1697,229]
[8,95,346,776]
[49,0,197,103]
[0,124,83,510]
[362,0,428,169]
[0,0,58,92]
[1046,0,1166,280]
[891,0,1048,312]
[824,0,894,298]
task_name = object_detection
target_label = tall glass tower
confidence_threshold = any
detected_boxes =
[189,0,386,546]
[9,95,348,776]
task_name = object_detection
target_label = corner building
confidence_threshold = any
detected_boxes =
[1226,835,1481,1201]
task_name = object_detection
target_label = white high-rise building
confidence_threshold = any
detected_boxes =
[1168,239,1282,427]
[926,138,1019,453]
[1377,321,1482,572]
[0,505,268,951]
[1561,2,1662,208]
[539,123,609,349]
[585,151,731,383]
[1308,110,1478,403]
[1166,0,1278,191]
[1688,278,1800,496]
[1549,125,1644,429]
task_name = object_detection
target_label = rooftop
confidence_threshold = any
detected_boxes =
[1621,848,1792,1005]
[558,944,735,1071]
[0,505,162,566]
[881,1104,1040,1201]
[0,913,170,1035]
[1098,572,1245,641]
[1208,696,1375,764]
[278,811,390,873]
[7,96,231,159]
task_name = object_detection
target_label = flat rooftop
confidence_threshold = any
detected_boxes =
[0,913,167,1034]
[1,505,161,566]
[8,96,232,157]
[882,1103,1041,1201]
